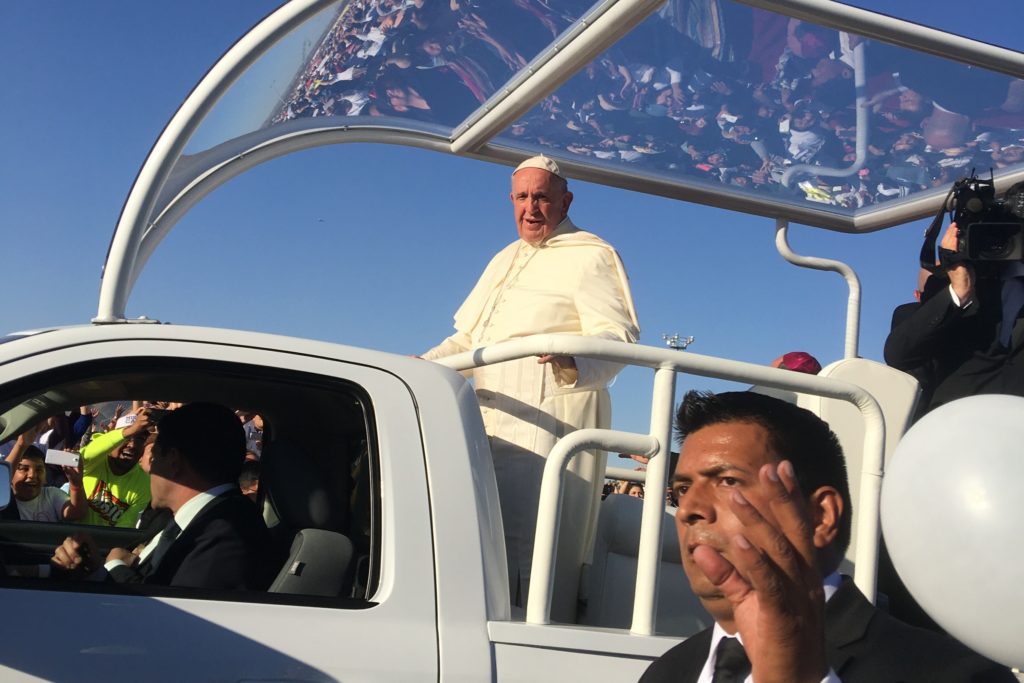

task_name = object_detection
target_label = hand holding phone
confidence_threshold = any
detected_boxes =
[45,449,81,468]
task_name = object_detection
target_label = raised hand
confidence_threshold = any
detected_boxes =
[691,460,827,683]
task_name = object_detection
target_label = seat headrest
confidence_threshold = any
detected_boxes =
[597,494,682,563]
[261,440,346,531]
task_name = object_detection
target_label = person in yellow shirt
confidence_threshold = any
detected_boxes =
[79,408,153,528]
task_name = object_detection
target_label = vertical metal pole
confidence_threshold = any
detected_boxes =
[630,366,677,634]
[775,219,862,359]
[852,401,886,602]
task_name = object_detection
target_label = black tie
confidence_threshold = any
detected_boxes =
[712,637,751,683]
[141,520,181,575]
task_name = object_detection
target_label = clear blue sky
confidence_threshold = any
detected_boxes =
[1,1,1021,437]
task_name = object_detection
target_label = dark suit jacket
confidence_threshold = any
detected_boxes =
[885,276,1024,419]
[108,490,276,591]
[640,578,1014,683]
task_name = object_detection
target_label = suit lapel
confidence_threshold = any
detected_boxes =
[143,492,234,583]
[824,578,876,674]
[675,628,713,683]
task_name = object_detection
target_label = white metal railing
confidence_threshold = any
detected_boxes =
[436,335,885,634]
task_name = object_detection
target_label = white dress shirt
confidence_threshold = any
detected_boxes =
[104,483,236,572]
[694,572,844,683]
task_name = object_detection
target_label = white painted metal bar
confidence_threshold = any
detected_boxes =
[631,366,677,635]
[437,335,885,603]
[96,0,335,323]
[449,0,664,155]
[526,429,659,625]
[125,127,453,297]
[604,467,646,483]
[775,220,862,359]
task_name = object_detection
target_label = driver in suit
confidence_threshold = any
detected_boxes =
[52,402,276,591]
[640,390,1013,683]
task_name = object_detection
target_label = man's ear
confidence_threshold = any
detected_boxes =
[562,190,574,217]
[807,485,843,550]
[163,447,187,478]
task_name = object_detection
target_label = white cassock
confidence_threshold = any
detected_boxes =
[423,218,640,619]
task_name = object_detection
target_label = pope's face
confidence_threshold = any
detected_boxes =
[510,168,572,244]
[672,421,783,612]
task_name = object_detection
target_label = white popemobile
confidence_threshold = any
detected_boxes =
[1,0,1022,680]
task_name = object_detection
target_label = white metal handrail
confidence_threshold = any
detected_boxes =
[775,219,862,360]
[605,466,648,483]
[436,334,885,633]
[527,428,659,626]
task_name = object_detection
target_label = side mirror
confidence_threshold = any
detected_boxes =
[0,461,10,511]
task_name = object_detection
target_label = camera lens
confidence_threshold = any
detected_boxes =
[968,223,1023,261]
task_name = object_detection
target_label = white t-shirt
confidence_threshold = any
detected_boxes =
[16,487,68,522]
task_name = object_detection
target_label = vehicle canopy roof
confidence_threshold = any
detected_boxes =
[98,0,1024,321]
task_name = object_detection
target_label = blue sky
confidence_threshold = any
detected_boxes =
[2,1,1021,437]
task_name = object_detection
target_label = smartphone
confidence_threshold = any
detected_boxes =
[45,449,81,468]
[147,408,169,424]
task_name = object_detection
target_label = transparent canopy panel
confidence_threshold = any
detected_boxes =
[186,3,339,153]
[179,0,1023,219]
[101,0,1024,321]
[492,0,1024,217]
[189,0,603,152]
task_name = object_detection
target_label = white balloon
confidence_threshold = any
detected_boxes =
[882,394,1024,669]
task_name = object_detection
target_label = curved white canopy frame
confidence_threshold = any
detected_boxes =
[97,0,1024,323]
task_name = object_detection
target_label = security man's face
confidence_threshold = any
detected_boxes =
[672,421,782,612]
[671,420,842,626]
[510,168,572,244]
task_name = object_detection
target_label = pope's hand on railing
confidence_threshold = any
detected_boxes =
[537,354,578,384]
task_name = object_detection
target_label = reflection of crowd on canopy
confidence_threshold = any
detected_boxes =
[272,0,593,126]
[273,0,1024,210]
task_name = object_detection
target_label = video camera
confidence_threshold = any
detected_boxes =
[949,173,1024,261]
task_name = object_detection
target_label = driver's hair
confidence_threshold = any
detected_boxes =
[155,402,245,486]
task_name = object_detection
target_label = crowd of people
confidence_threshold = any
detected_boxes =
[270,0,1023,211]
[271,0,593,126]
[1,402,266,579]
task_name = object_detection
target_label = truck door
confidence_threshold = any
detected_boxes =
[0,332,438,682]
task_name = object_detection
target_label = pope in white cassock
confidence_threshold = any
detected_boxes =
[423,155,640,619]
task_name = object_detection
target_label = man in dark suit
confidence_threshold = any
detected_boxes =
[640,391,1013,683]
[886,205,1024,421]
[52,402,276,591]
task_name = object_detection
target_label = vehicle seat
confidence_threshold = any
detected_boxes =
[270,528,354,597]
[580,494,710,636]
[794,358,920,573]
[261,440,354,596]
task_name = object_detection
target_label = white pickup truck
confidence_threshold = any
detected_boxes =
[4,0,1021,679]
[0,324,895,682]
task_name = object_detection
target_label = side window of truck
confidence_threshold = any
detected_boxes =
[0,357,380,607]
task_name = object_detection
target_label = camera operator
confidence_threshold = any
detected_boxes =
[885,181,1024,420]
